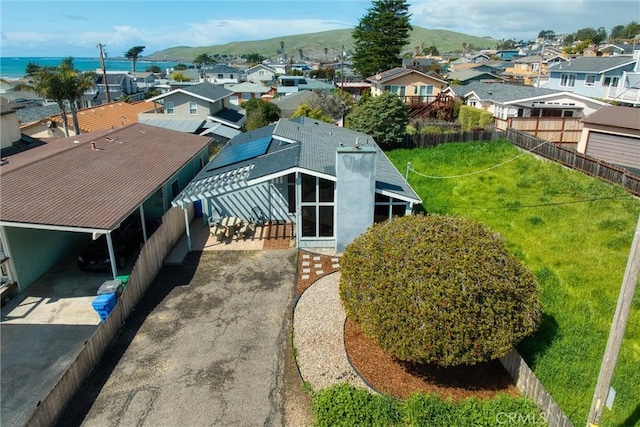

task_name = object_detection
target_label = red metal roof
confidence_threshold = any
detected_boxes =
[1,123,210,230]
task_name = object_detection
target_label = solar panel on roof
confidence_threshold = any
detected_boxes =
[208,136,272,170]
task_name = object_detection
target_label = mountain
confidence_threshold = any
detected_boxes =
[146,26,497,62]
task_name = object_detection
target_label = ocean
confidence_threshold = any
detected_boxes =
[0,57,185,79]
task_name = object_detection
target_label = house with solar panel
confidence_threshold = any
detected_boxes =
[172,117,421,252]
[139,82,244,145]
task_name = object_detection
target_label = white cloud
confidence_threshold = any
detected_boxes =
[410,0,638,41]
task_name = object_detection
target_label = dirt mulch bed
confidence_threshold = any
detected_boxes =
[344,318,520,401]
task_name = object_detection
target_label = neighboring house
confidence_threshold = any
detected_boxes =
[201,64,242,85]
[1,97,21,150]
[226,82,272,105]
[503,54,568,85]
[172,116,421,253]
[131,72,157,89]
[597,43,635,56]
[401,57,442,74]
[21,101,155,138]
[446,82,608,143]
[140,82,246,137]
[468,53,491,63]
[244,64,277,84]
[326,61,356,77]
[547,54,638,103]
[336,80,371,100]
[276,76,335,95]
[578,105,640,174]
[448,62,506,74]
[81,72,143,108]
[446,69,504,85]
[270,90,315,118]
[496,50,521,60]
[367,67,448,104]
[0,123,212,290]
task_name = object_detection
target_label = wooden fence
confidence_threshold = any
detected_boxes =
[497,117,583,145]
[25,205,193,427]
[505,128,640,197]
[402,129,502,149]
[500,349,574,427]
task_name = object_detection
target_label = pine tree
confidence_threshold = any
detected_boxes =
[352,0,412,78]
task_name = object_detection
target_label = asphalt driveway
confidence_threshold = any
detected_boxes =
[58,249,298,427]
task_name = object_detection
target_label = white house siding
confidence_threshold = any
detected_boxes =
[1,112,21,149]
[3,227,87,291]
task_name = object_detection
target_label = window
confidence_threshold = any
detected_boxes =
[217,74,223,79]
[604,76,619,87]
[560,73,575,87]
[584,75,597,87]
[165,101,175,115]
[383,85,406,96]
[299,174,335,238]
[374,193,407,223]
[188,101,198,115]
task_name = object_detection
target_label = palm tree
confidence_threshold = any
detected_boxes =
[298,48,303,61]
[324,47,328,62]
[59,58,96,135]
[124,46,145,73]
[14,64,72,137]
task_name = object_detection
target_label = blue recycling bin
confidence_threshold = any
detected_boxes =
[92,292,117,322]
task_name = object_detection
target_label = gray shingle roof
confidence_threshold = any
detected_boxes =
[180,117,420,203]
[451,82,563,103]
[548,56,635,73]
[180,82,233,101]
[582,105,640,131]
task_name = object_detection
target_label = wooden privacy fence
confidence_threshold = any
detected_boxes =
[505,128,640,197]
[25,205,193,427]
[403,129,502,149]
[500,349,574,427]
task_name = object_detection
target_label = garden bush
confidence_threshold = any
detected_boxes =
[339,214,542,366]
[458,105,494,131]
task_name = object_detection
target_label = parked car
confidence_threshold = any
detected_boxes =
[77,217,159,271]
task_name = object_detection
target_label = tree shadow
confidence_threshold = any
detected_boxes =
[399,359,515,392]
[618,402,640,427]
[516,313,560,369]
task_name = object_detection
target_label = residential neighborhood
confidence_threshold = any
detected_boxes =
[1,2,639,427]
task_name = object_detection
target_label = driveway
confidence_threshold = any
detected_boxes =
[58,249,299,427]
[1,254,111,427]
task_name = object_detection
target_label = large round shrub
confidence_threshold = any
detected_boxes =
[339,214,542,367]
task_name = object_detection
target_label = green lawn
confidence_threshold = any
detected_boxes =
[387,140,640,427]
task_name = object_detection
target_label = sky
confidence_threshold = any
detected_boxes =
[0,0,638,58]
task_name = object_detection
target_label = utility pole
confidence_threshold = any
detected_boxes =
[536,40,545,88]
[97,43,110,103]
[587,213,640,426]
[341,45,345,91]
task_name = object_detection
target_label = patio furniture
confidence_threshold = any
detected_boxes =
[211,225,227,242]
[208,206,223,227]
[220,216,244,238]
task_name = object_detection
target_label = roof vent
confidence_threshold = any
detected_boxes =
[73,140,80,145]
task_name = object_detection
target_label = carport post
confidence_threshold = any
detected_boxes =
[183,207,192,252]
[105,232,118,279]
[139,205,148,242]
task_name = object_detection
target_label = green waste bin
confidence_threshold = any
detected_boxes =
[116,275,130,289]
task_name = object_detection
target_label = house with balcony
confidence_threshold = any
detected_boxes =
[367,67,451,119]
[503,54,568,85]
[139,82,244,144]
[547,53,639,106]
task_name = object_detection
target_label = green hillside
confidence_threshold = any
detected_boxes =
[146,26,496,62]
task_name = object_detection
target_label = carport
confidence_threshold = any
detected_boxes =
[0,124,212,292]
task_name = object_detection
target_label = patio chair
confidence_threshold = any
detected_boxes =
[250,206,268,226]
[208,206,223,227]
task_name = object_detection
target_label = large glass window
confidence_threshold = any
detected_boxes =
[188,101,198,115]
[299,174,335,238]
[374,193,408,224]
[560,73,575,87]
[165,101,175,115]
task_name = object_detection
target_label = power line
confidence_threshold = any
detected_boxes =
[423,194,632,211]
